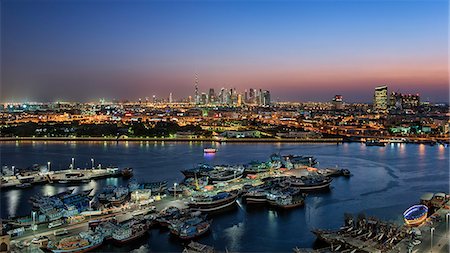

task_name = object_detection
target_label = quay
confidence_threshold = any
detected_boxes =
[1,162,129,189]
[303,193,450,253]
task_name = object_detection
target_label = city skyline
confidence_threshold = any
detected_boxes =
[2,0,448,103]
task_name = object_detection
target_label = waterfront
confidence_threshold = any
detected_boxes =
[1,141,448,252]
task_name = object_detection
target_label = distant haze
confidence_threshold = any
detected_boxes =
[1,0,448,103]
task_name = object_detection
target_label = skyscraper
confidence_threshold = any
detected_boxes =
[194,74,199,105]
[169,92,173,103]
[262,90,271,106]
[208,88,216,104]
[332,95,343,110]
[373,85,388,112]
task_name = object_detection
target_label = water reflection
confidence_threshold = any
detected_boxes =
[105,177,119,186]
[224,221,245,251]
[42,184,56,196]
[6,190,20,217]
[419,144,426,158]
[438,145,446,160]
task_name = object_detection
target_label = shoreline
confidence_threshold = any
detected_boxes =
[0,137,343,143]
[0,136,447,144]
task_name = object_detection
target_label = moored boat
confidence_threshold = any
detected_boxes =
[121,168,133,178]
[288,175,332,191]
[203,148,217,153]
[112,220,149,245]
[188,190,239,212]
[47,231,103,253]
[365,140,386,146]
[181,164,214,178]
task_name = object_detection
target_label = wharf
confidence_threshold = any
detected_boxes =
[389,199,450,253]
[1,167,123,189]
[309,198,450,253]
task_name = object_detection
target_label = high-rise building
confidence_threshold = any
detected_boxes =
[218,88,225,104]
[373,85,388,112]
[237,94,242,107]
[249,88,256,104]
[208,88,216,104]
[200,93,207,105]
[169,92,173,103]
[332,95,343,110]
[262,90,271,106]
[389,91,420,111]
[194,74,199,105]
[389,92,402,110]
[401,94,420,110]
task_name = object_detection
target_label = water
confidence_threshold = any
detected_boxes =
[1,141,448,252]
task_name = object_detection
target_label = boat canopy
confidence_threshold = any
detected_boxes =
[434,192,446,198]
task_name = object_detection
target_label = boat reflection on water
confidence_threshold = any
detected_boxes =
[203,152,215,160]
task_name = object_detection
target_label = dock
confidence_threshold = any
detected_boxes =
[306,195,450,253]
[1,167,124,189]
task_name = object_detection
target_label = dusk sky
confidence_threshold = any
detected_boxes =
[1,0,448,103]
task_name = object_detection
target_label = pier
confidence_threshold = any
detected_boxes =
[1,163,127,189]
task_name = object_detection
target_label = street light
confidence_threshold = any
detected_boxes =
[430,227,435,252]
[91,158,94,169]
[446,213,450,235]
[174,183,177,198]
[71,157,75,170]
[47,161,51,172]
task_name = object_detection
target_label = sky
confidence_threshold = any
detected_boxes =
[1,0,448,103]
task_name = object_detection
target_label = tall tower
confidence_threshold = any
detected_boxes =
[194,74,199,105]
[373,85,388,113]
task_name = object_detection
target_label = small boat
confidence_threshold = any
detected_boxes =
[203,148,217,153]
[183,241,215,253]
[178,219,211,240]
[267,195,304,209]
[121,168,133,178]
[17,183,32,188]
[341,169,351,177]
[365,140,386,146]
[403,205,428,226]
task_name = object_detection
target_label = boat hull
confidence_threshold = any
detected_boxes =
[50,242,102,253]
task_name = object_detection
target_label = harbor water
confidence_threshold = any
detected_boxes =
[1,141,448,252]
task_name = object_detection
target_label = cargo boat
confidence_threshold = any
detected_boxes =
[208,165,244,183]
[242,189,268,204]
[181,164,214,178]
[288,176,332,191]
[112,220,149,245]
[48,231,103,253]
[188,190,239,212]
